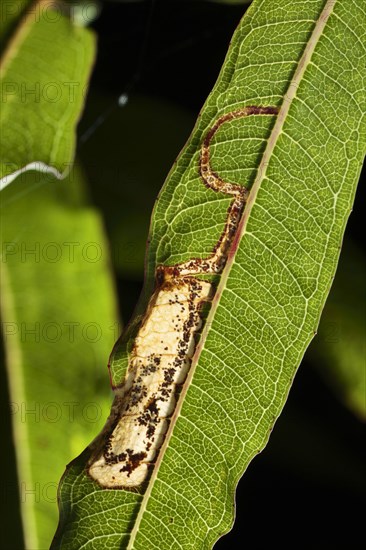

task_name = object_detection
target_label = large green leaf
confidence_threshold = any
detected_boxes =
[0,0,95,189]
[52,0,365,548]
[0,167,118,549]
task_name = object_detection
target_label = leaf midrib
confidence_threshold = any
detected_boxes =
[127,1,336,546]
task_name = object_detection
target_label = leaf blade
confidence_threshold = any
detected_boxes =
[53,0,366,548]
[123,0,366,545]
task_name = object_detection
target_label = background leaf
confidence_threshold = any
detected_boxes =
[51,1,366,549]
[0,0,95,189]
[0,166,118,549]
[1,5,104,545]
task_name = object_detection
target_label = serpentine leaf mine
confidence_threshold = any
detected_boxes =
[88,105,278,488]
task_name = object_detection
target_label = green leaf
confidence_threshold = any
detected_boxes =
[52,0,366,548]
[0,167,118,549]
[0,0,95,189]
[309,238,366,420]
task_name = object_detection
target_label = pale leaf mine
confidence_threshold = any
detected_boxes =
[88,106,278,487]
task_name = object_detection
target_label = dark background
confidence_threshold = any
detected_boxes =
[2,1,365,548]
